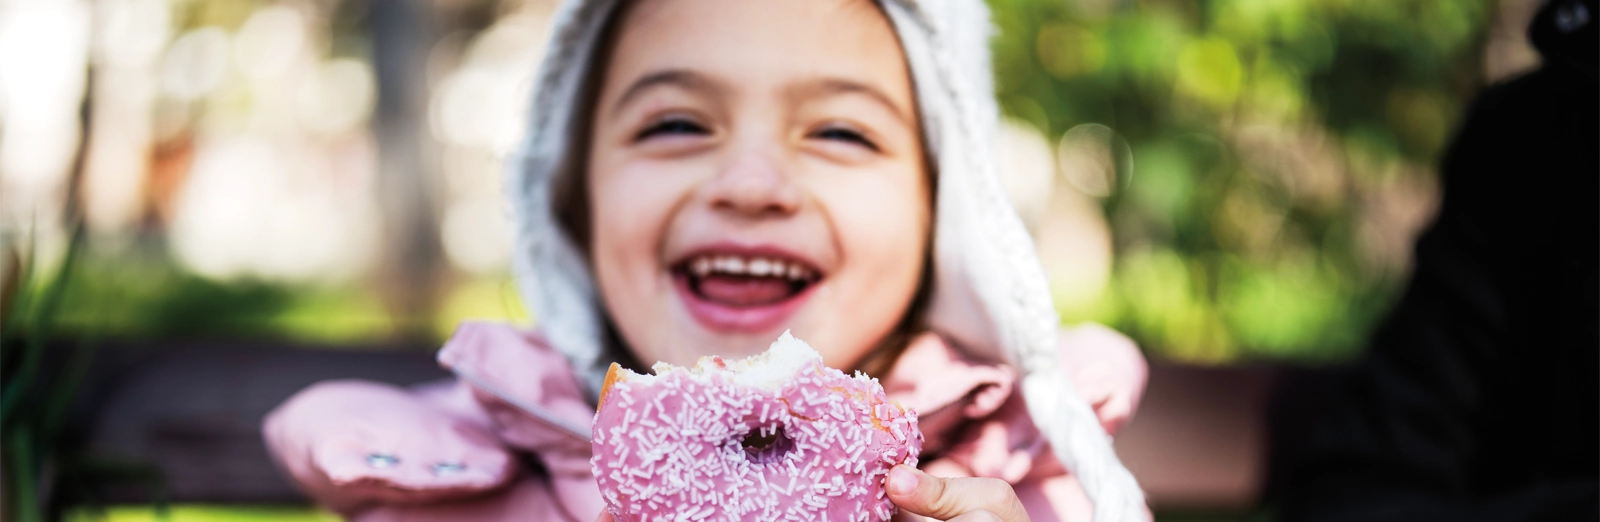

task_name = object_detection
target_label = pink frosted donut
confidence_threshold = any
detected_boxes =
[591,332,923,522]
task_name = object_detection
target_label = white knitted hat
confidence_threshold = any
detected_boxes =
[505,0,1145,519]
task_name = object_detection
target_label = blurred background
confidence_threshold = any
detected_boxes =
[0,0,1546,519]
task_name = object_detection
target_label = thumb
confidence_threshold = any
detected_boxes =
[595,510,614,522]
[886,465,1029,522]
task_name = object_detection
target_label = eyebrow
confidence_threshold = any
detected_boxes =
[610,69,723,116]
[788,78,913,126]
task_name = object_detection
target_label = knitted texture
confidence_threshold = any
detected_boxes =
[504,0,1147,519]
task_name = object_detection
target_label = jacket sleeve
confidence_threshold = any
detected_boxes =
[1277,9,1599,518]
[1277,171,1503,521]
[261,378,517,515]
[1278,156,1597,521]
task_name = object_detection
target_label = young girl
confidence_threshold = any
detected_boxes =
[264,0,1151,520]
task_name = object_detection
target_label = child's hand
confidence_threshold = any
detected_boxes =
[887,465,1031,522]
[1058,323,1148,436]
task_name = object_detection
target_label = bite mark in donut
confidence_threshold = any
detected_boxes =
[591,331,923,522]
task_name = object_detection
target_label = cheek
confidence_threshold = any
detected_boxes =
[805,165,930,362]
[826,184,927,264]
[589,159,696,315]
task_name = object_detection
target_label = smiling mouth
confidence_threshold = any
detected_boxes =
[672,253,821,308]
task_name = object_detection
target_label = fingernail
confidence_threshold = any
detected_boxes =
[887,465,919,496]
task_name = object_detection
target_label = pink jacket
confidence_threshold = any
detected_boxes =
[263,322,1146,521]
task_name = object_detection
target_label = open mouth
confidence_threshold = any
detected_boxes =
[672,253,821,307]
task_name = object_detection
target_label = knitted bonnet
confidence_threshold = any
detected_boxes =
[505,0,1146,519]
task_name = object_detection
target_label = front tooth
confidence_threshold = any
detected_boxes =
[691,257,712,277]
[724,256,747,274]
[750,258,772,276]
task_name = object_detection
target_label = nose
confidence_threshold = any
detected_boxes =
[700,140,803,218]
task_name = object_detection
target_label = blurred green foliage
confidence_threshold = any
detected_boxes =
[3,227,172,522]
[66,505,337,522]
[45,246,394,345]
[35,242,524,346]
[992,0,1493,363]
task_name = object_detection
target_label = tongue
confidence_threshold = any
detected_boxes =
[695,275,795,306]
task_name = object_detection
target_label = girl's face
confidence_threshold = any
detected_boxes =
[587,0,929,369]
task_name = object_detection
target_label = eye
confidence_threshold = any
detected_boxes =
[810,125,879,152]
[635,117,709,141]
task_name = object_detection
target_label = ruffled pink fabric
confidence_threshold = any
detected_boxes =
[262,322,1145,521]
[435,325,600,522]
[881,324,1147,521]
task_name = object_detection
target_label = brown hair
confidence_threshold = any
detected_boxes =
[549,0,935,378]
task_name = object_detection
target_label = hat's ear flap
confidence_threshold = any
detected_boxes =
[508,0,625,400]
[878,0,1147,519]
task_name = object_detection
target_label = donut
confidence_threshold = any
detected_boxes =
[590,331,923,522]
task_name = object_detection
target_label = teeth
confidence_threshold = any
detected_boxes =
[684,254,814,281]
[749,258,771,276]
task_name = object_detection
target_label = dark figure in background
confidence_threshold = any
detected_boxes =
[1275,0,1598,520]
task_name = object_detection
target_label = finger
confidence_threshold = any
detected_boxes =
[1074,367,1138,436]
[1097,392,1134,436]
[947,511,1004,522]
[886,465,1030,522]
[595,510,614,522]
[1077,383,1117,434]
